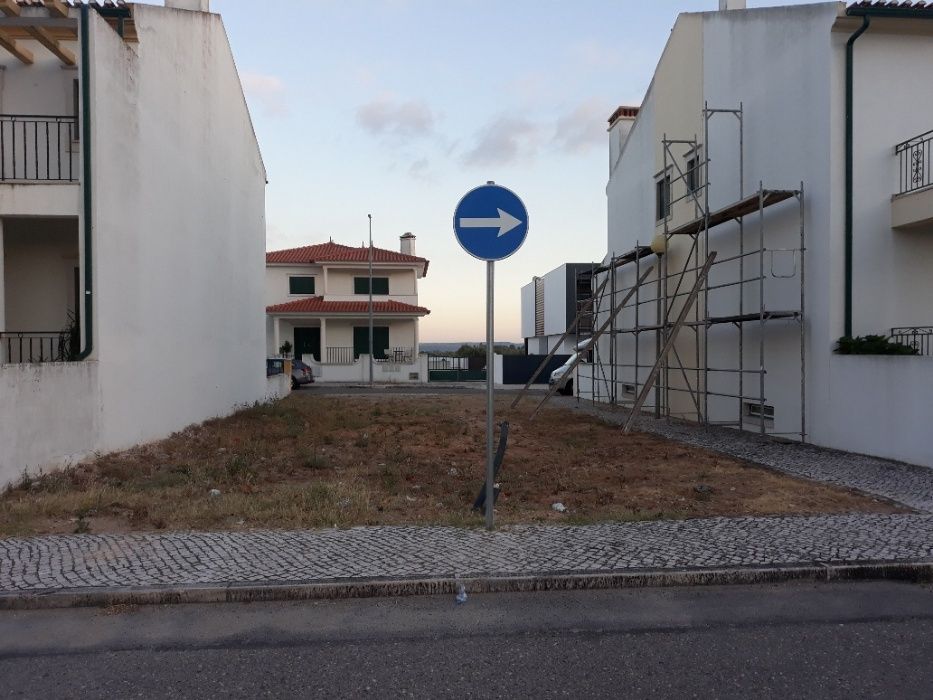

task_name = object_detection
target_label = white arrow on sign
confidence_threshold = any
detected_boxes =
[458,208,522,237]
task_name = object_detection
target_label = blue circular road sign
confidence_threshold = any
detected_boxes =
[453,183,528,261]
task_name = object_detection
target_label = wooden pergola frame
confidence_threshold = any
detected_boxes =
[0,0,136,67]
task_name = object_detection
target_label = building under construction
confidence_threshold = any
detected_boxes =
[548,2,933,467]
[575,105,806,441]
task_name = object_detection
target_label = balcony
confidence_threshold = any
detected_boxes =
[890,327,933,357]
[0,115,78,183]
[892,130,933,231]
[1,330,76,364]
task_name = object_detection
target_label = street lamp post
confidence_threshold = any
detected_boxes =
[368,214,374,387]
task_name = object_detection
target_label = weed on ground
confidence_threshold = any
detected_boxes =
[0,393,904,536]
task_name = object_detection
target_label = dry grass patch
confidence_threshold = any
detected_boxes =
[0,394,904,536]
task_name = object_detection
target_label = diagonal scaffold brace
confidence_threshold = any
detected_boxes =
[528,265,656,420]
[622,252,717,433]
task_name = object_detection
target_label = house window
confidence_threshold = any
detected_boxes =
[685,155,699,194]
[655,174,671,221]
[289,276,315,295]
[354,277,389,295]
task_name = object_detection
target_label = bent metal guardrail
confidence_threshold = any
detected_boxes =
[0,114,78,182]
[896,130,932,196]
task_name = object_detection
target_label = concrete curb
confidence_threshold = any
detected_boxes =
[1,560,931,610]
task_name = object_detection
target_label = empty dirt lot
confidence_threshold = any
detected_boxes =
[0,393,904,536]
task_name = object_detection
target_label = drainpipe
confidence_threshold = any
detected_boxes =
[843,6,933,338]
[76,3,93,360]
[844,14,870,339]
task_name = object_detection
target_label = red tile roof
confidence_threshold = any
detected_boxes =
[267,242,429,276]
[266,297,430,315]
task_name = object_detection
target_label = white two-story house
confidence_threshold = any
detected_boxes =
[266,233,431,382]
[0,0,277,487]
[582,0,933,467]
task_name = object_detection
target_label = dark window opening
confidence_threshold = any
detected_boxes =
[656,174,671,221]
[289,276,315,295]
[686,156,698,194]
[353,326,389,359]
[354,277,389,295]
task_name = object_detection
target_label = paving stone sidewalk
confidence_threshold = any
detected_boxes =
[556,398,933,513]
[1,514,931,594]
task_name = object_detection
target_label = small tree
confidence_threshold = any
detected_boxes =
[279,340,293,357]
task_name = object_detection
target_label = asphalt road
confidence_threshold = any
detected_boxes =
[1,582,931,698]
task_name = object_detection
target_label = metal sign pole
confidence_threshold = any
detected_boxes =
[452,181,527,531]
[485,259,495,529]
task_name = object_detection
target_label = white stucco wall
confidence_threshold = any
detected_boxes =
[310,353,428,383]
[819,356,933,466]
[88,6,268,451]
[846,28,933,337]
[0,31,77,115]
[0,362,100,484]
[541,265,567,338]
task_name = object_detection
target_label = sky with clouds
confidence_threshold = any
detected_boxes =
[212,0,817,342]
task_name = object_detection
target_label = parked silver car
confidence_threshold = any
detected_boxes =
[291,360,315,390]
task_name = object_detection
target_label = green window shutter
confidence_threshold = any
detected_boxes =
[354,277,389,294]
[353,326,389,359]
[289,276,315,294]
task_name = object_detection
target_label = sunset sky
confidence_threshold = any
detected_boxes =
[212,0,816,342]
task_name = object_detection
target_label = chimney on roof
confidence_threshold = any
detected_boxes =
[165,0,210,12]
[718,0,746,9]
[400,232,416,256]
[608,106,639,171]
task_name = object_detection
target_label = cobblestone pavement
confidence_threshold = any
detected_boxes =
[1,514,931,593]
[555,398,933,513]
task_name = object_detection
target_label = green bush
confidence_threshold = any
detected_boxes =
[835,335,918,355]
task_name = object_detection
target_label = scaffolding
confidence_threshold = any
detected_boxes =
[576,104,807,442]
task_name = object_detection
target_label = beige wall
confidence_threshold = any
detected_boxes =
[653,13,704,230]
[2,217,79,333]
[323,318,417,350]
[265,264,323,306]
[325,266,417,297]
[266,264,420,305]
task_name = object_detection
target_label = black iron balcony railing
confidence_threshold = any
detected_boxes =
[890,326,933,356]
[0,114,78,182]
[1,331,75,364]
[896,130,932,196]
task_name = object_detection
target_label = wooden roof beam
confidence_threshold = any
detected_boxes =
[45,0,69,18]
[27,24,75,65]
[0,28,34,64]
[0,0,74,66]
